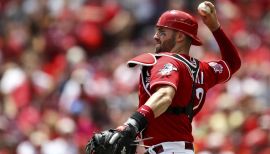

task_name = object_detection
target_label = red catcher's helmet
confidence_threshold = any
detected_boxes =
[156,10,202,46]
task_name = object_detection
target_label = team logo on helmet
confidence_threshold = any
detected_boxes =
[159,63,177,76]
[208,62,223,73]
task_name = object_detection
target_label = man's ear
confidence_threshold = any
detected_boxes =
[176,32,185,43]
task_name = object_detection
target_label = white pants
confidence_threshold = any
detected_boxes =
[145,141,194,154]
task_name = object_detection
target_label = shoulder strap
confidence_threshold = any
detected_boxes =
[173,54,199,81]
[166,54,200,122]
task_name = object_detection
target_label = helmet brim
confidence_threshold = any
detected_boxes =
[179,30,202,46]
[191,36,202,46]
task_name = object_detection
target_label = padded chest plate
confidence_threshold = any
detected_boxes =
[127,53,157,67]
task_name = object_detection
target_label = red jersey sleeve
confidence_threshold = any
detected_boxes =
[149,56,182,92]
[202,60,231,88]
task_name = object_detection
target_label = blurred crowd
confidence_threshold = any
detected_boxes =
[0,0,269,154]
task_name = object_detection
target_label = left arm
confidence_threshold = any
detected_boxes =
[120,85,175,134]
[108,85,175,148]
[145,85,175,118]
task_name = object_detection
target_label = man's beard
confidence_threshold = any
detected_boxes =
[155,35,176,53]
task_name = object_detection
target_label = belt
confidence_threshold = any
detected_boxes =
[144,142,194,154]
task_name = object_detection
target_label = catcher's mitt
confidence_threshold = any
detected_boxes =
[85,129,137,154]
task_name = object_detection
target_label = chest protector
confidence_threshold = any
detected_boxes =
[127,53,200,122]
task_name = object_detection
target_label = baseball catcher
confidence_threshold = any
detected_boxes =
[86,1,241,154]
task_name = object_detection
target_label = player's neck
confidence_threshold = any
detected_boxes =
[170,44,190,55]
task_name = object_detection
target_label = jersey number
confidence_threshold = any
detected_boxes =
[194,87,204,110]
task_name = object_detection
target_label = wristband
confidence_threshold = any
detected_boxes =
[137,105,155,122]
[130,105,155,132]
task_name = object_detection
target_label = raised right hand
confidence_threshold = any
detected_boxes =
[198,1,220,32]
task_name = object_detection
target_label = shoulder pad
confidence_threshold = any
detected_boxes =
[127,53,157,67]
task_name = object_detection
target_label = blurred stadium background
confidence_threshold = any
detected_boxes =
[0,0,269,154]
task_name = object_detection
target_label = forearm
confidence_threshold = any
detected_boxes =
[212,27,241,74]
[107,87,175,151]
[124,86,175,133]
[145,86,174,117]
